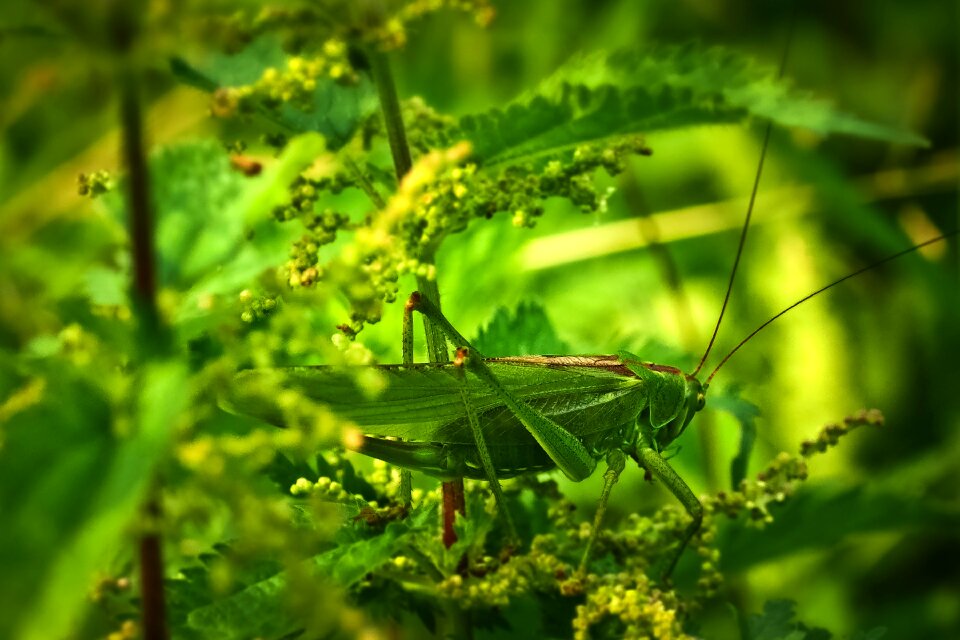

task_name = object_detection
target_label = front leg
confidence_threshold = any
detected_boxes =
[405,293,519,539]
[636,445,704,581]
[406,292,597,482]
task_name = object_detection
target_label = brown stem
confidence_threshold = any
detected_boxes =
[119,53,168,640]
[120,67,160,340]
[138,497,167,640]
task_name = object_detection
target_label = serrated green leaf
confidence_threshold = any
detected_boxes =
[100,135,328,339]
[747,600,832,640]
[445,492,497,572]
[454,44,927,168]
[473,301,570,357]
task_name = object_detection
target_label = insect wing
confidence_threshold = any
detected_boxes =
[224,361,648,446]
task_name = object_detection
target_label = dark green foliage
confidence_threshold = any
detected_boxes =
[719,482,960,572]
[453,45,926,168]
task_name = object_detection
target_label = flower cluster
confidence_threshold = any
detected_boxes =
[706,452,808,525]
[105,620,138,640]
[208,1,494,56]
[205,0,495,120]
[495,135,652,228]
[238,289,278,324]
[437,562,529,608]
[364,459,427,505]
[800,408,884,457]
[376,0,496,50]
[330,142,474,331]
[77,170,112,198]
[212,40,357,119]
[274,131,650,335]
[291,475,365,504]
[434,527,573,608]
[362,96,456,155]
[572,573,691,640]
[177,401,346,480]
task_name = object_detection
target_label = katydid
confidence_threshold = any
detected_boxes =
[223,133,955,582]
[225,292,707,577]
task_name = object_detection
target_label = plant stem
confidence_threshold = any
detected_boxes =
[121,69,159,340]
[120,55,168,640]
[137,493,167,640]
[368,49,413,181]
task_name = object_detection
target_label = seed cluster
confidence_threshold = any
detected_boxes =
[800,408,884,457]
[572,573,690,640]
[211,40,358,120]
[206,0,494,121]
[362,96,457,156]
[209,1,494,55]
[77,170,112,198]
[238,289,278,324]
[270,130,650,335]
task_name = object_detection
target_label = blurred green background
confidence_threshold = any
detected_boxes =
[1,1,958,638]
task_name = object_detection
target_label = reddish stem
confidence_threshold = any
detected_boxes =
[441,480,466,548]
[138,498,167,640]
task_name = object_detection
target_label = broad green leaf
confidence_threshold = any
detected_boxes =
[3,360,188,640]
[170,37,377,149]
[120,141,244,290]
[98,140,243,298]
[709,387,761,489]
[454,44,927,168]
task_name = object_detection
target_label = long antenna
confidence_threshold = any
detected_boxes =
[706,230,958,385]
[693,24,795,377]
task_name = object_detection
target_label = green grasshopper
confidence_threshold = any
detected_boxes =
[222,105,954,583]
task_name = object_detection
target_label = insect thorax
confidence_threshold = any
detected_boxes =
[637,374,705,453]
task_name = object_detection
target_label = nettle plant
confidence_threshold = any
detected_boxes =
[3,2,946,640]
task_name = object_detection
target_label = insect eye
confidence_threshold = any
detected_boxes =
[696,394,706,411]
